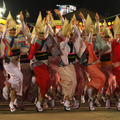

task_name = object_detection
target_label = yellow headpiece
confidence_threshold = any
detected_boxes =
[50,18,56,28]
[72,14,76,20]
[7,11,13,21]
[103,20,113,40]
[62,18,73,37]
[31,12,44,38]
[36,12,42,27]
[113,15,120,35]
[4,11,16,30]
[85,14,93,34]
[8,20,17,30]
[62,18,69,36]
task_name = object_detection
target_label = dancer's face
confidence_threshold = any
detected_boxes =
[8,28,16,38]
[116,34,120,40]
[37,32,44,40]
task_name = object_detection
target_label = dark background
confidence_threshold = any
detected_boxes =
[0,0,119,23]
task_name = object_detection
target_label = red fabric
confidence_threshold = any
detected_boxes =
[48,56,61,90]
[85,42,106,92]
[112,39,120,63]
[28,42,40,60]
[101,64,116,96]
[56,35,64,43]
[74,62,86,97]
[111,39,120,91]
[113,70,120,92]
[85,42,99,64]
[33,64,51,98]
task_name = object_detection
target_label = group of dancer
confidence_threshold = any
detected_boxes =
[0,9,120,112]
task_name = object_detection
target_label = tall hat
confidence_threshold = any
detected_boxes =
[72,14,76,20]
[7,11,13,21]
[46,11,56,27]
[8,20,17,30]
[85,14,99,35]
[68,19,73,33]
[85,14,93,34]
[62,18,69,36]
[103,20,113,40]
[113,15,120,35]
[4,11,16,30]
[62,18,73,37]
[36,12,42,27]
[37,21,45,33]
[31,12,45,38]
[50,16,56,28]
[7,11,16,30]
[91,24,98,35]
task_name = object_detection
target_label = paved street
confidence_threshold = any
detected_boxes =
[0,101,119,120]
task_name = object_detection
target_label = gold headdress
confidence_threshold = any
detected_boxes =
[113,15,120,35]
[62,18,69,36]
[31,12,45,38]
[85,14,93,34]
[103,20,113,40]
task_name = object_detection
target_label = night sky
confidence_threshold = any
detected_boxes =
[0,0,120,23]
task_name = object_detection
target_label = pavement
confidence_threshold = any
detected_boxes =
[0,100,119,120]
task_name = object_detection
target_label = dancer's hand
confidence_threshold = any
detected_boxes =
[20,11,24,22]
[95,13,99,22]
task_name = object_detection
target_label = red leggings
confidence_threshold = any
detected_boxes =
[33,64,51,98]
[113,70,120,92]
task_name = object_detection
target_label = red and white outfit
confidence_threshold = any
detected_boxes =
[28,37,51,98]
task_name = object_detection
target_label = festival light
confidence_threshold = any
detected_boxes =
[108,22,111,26]
[109,26,112,29]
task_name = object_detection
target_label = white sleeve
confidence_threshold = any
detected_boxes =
[2,28,8,40]
[73,25,82,40]
[73,25,80,36]
[88,33,93,44]
[26,32,31,42]
[45,25,48,34]
[61,17,65,26]
[82,19,86,27]
[21,22,26,34]
[47,24,54,35]
[62,38,69,48]
[96,21,100,34]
